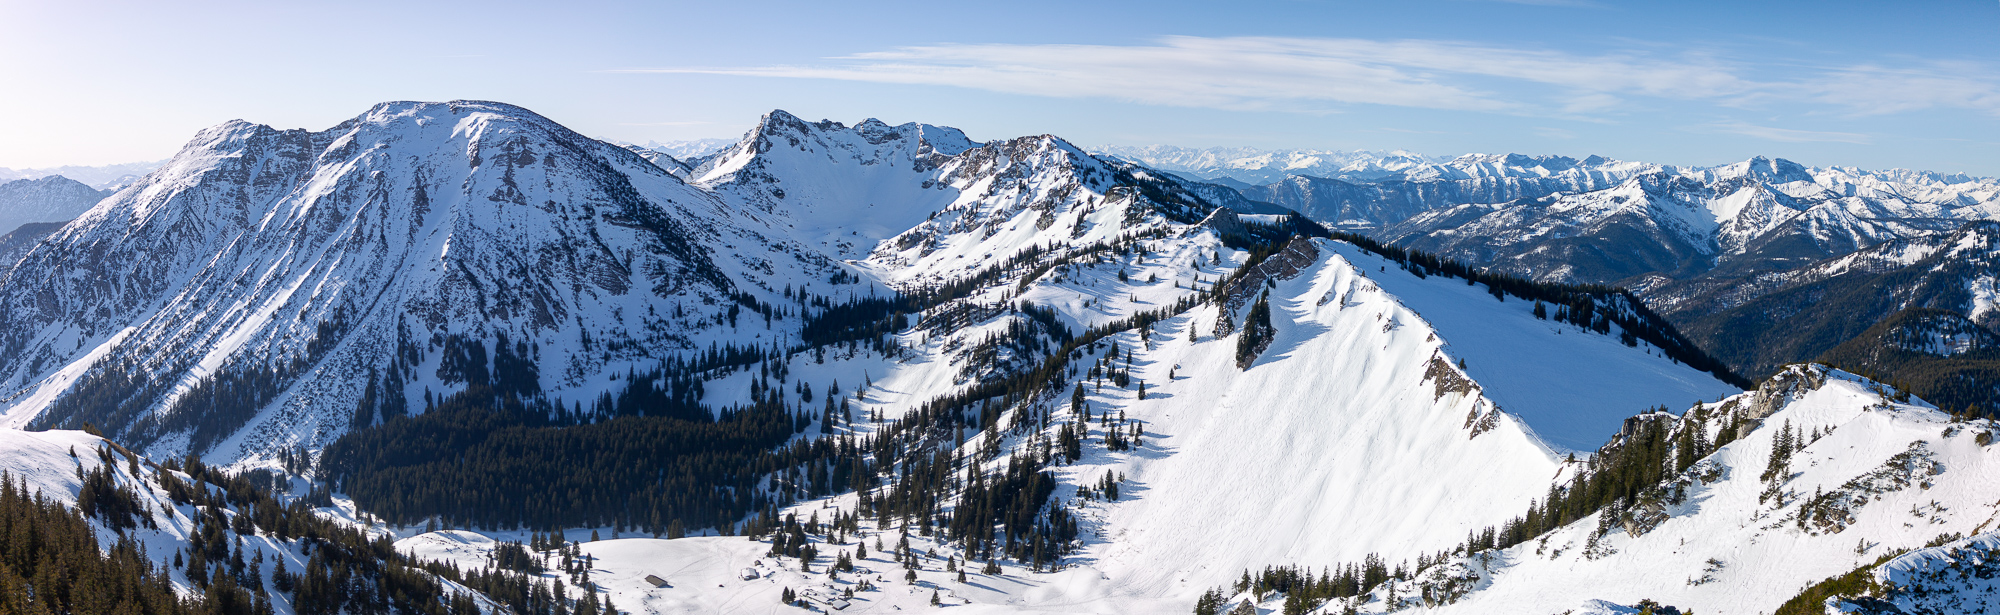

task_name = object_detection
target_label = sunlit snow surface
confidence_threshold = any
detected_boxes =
[12,104,2000,614]
[384,237,1760,614]
[1322,242,1739,451]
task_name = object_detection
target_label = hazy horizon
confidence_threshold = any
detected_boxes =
[2,0,1995,175]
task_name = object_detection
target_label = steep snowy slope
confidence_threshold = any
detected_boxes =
[364,229,1738,614]
[1037,236,1726,600]
[1278,365,2000,615]
[1828,529,2000,614]
[694,111,1282,274]
[0,100,851,462]
[692,111,980,258]
[0,101,1772,615]
[1322,241,1737,450]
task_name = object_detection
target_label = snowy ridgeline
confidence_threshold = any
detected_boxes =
[10,226,2000,613]
[380,366,2000,615]
[1,225,1758,614]
[383,233,1758,614]
[416,250,1999,614]
[4,101,1996,614]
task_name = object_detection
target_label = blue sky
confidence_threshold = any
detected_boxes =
[2,0,1996,174]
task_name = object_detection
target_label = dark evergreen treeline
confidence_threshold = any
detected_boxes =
[1328,230,1751,389]
[37,355,169,439]
[163,449,617,615]
[1192,556,1397,615]
[161,364,286,455]
[1218,215,1328,251]
[1466,410,1705,554]
[320,212,1301,580]
[1816,307,2000,418]
[0,438,609,615]
[0,470,202,614]
[1235,291,1275,368]
[320,383,831,533]
[38,309,366,456]
[797,227,1283,572]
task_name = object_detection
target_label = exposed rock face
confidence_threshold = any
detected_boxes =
[1218,237,1320,315]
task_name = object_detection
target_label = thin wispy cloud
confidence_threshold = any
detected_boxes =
[1808,61,2000,117]
[612,36,2000,120]
[1698,121,1872,144]
[619,121,713,126]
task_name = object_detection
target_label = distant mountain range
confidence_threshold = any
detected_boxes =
[0,159,163,190]
[2,107,2000,614]
[1101,144,2000,405]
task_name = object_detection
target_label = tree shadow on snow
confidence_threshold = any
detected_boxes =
[1253,313,1332,368]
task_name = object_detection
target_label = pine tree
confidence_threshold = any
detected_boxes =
[1761,419,1795,482]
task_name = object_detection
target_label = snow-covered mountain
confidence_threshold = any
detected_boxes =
[0,221,64,280]
[1096,145,1662,189]
[1324,364,2000,615]
[0,100,861,460]
[11,101,1995,615]
[0,103,1292,465]
[435,231,1738,614]
[345,224,1742,614]
[0,175,107,233]
[1620,220,2000,418]
[1237,156,1654,233]
[1382,157,2000,286]
[1094,144,1443,185]
[639,138,734,161]
[1102,144,2000,289]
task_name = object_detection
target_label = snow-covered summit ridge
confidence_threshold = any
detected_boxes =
[0,99,855,461]
[690,108,1286,273]
[0,101,1302,467]
[1211,362,2000,615]
[351,226,1743,613]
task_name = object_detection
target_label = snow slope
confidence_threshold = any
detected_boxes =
[0,102,1797,615]
[0,100,855,463]
[377,231,1739,614]
[0,427,497,615]
[1274,365,2000,615]
[1324,242,1738,451]
[1831,529,2000,614]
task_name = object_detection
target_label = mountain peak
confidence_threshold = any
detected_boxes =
[1717,155,1814,184]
